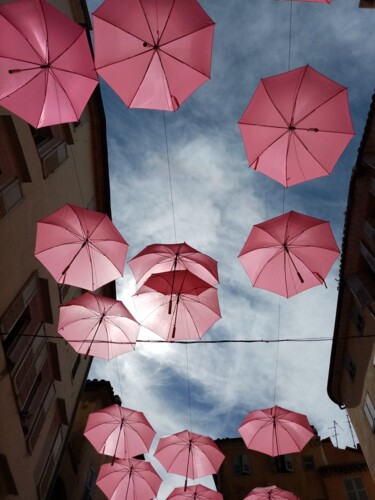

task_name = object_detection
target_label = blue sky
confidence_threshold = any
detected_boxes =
[87,0,375,496]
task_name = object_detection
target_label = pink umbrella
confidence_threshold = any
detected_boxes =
[238,210,340,298]
[154,430,225,490]
[35,204,128,291]
[96,458,162,500]
[84,405,155,463]
[129,242,219,286]
[244,485,299,500]
[58,293,139,359]
[238,405,314,457]
[133,271,221,340]
[0,0,98,128]
[238,65,354,187]
[167,484,223,499]
[93,0,215,111]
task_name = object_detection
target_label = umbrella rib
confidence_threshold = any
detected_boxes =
[290,65,308,127]
[261,80,290,128]
[243,127,290,168]
[294,87,350,130]
[250,246,284,287]
[159,46,211,78]
[137,0,159,46]
[154,0,176,45]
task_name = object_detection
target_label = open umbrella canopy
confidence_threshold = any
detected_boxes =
[167,484,223,499]
[84,404,155,461]
[244,485,299,500]
[35,204,128,291]
[0,0,98,128]
[96,458,162,500]
[238,405,314,457]
[93,0,215,111]
[238,210,340,298]
[154,430,225,484]
[238,65,354,187]
[133,270,221,340]
[128,242,219,286]
[58,293,139,359]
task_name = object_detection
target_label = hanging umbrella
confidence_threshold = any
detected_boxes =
[132,270,221,340]
[58,293,139,359]
[128,242,219,286]
[0,0,98,128]
[238,65,354,187]
[154,430,225,490]
[92,0,215,111]
[167,484,223,499]
[238,405,314,457]
[244,485,299,500]
[84,404,155,463]
[96,458,162,500]
[238,210,340,298]
[35,204,128,291]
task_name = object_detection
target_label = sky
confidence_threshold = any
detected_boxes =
[86,0,375,496]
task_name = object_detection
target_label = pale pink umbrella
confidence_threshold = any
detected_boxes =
[238,405,314,457]
[58,293,139,359]
[238,210,340,298]
[35,204,128,291]
[93,0,215,111]
[96,458,162,500]
[132,271,221,341]
[129,242,219,286]
[84,405,155,464]
[238,65,354,187]
[154,430,225,490]
[244,485,299,500]
[0,0,98,128]
[167,484,223,499]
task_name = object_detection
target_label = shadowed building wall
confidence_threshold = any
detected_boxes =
[328,92,375,483]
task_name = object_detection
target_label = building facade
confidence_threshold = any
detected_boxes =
[0,1,114,498]
[215,434,375,500]
[49,379,121,500]
[327,93,375,483]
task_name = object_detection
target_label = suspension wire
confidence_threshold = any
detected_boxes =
[273,298,281,406]
[5,331,363,344]
[163,111,177,243]
[115,356,125,405]
[288,0,293,72]
[69,144,86,207]
[185,344,193,431]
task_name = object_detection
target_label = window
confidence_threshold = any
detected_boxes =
[344,477,368,500]
[233,454,250,475]
[0,115,30,217]
[37,414,65,498]
[0,454,18,496]
[0,273,55,448]
[364,393,375,432]
[30,125,68,178]
[302,455,315,470]
[351,307,365,335]
[273,454,294,473]
[82,467,97,500]
[345,352,356,382]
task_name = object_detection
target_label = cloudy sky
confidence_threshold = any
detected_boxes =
[87,0,375,496]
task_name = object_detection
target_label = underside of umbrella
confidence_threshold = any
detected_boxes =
[93,0,215,111]
[0,0,98,127]
[239,210,340,298]
[128,242,219,286]
[239,65,354,187]
[238,405,314,457]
